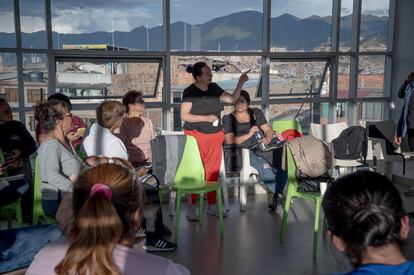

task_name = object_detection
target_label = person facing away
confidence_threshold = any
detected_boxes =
[180,61,250,221]
[36,93,86,148]
[26,160,190,275]
[323,171,414,275]
[116,90,156,167]
[35,100,81,216]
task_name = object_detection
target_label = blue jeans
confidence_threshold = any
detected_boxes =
[249,153,287,194]
[0,224,63,273]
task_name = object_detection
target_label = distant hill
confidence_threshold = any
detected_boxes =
[0,11,388,51]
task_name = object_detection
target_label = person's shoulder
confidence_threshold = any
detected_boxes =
[7,120,26,129]
[141,116,153,125]
[183,84,196,95]
[115,245,190,275]
[251,108,264,115]
[222,113,234,123]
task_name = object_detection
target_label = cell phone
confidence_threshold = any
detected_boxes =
[75,127,86,136]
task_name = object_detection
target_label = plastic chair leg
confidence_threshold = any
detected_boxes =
[173,191,182,243]
[198,194,203,225]
[313,198,322,259]
[239,184,247,211]
[217,188,224,238]
[279,193,292,242]
[221,179,230,211]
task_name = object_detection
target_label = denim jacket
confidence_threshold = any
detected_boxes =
[396,81,414,138]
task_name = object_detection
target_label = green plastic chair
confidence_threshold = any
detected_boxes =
[279,147,323,259]
[272,120,302,134]
[171,135,224,242]
[74,144,87,160]
[32,157,56,225]
[0,149,23,228]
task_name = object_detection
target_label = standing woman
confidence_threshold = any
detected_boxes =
[180,61,249,220]
[35,100,81,216]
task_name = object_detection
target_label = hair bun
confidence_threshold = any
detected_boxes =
[186,65,193,73]
[351,204,395,247]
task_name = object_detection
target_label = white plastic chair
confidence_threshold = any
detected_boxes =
[219,148,262,211]
[310,122,373,177]
[366,120,413,180]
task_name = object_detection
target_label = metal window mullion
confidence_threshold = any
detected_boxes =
[261,0,271,119]
[13,0,25,124]
[163,0,171,130]
[384,0,397,120]
[329,0,341,123]
[45,0,55,97]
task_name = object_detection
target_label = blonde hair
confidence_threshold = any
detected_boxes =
[55,163,142,275]
[96,101,125,129]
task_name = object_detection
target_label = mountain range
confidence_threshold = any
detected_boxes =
[0,11,388,51]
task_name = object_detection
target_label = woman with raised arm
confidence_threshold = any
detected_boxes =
[323,171,414,274]
[180,61,249,221]
[27,158,190,275]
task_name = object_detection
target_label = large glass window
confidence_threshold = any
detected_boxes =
[51,0,163,50]
[0,0,16,48]
[360,0,389,52]
[55,58,163,103]
[23,53,48,107]
[338,56,351,98]
[269,60,330,98]
[339,0,353,52]
[269,103,311,134]
[0,53,18,105]
[170,0,263,51]
[20,0,47,49]
[358,55,385,98]
[270,0,332,52]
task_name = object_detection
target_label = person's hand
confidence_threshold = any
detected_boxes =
[259,136,272,145]
[206,115,219,123]
[394,136,402,146]
[67,132,81,142]
[238,69,250,85]
[249,126,260,135]
[69,175,78,182]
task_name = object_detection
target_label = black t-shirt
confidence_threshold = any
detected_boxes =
[222,108,268,148]
[182,82,225,134]
[0,120,36,159]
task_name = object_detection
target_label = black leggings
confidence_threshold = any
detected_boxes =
[408,129,414,151]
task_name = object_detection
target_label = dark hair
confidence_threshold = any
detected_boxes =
[238,90,251,105]
[96,101,125,129]
[34,99,69,131]
[0,98,7,105]
[186,62,208,79]
[122,90,144,113]
[48,93,72,110]
[55,163,143,275]
[322,171,406,267]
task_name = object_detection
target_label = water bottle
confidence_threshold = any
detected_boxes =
[254,131,267,151]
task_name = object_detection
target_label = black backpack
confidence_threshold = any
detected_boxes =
[332,126,368,164]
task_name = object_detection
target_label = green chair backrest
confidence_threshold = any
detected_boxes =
[33,157,43,212]
[0,148,8,177]
[173,135,205,188]
[272,120,302,134]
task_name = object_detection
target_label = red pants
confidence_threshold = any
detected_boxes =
[184,130,224,205]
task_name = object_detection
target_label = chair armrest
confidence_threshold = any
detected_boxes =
[240,149,259,184]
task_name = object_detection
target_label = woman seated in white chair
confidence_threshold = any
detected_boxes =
[222,90,286,211]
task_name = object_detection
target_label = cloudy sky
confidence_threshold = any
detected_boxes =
[0,0,390,33]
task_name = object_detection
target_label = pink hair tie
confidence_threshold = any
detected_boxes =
[90,183,112,201]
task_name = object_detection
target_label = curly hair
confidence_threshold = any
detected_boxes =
[34,99,69,131]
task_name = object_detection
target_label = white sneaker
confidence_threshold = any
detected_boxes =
[207,203,227,217]
[186,205,199,221]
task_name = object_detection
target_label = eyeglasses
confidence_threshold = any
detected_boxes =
[81,156,138,196]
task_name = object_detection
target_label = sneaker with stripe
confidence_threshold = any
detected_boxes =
[135,227,146,238]
[143,238,176,252]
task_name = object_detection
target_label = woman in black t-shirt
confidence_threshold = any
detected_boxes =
[222,91,287,211]
[180,61,249,221]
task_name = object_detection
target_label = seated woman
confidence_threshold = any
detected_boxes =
[222,90,286,210]
[116,90,156,167]
[0,98,36,178]
[36,93,86,148]
[26,159,190,275]
[35,100,81,216]
[83,101,175,252]
[323,171,414,275]
[83,101,128,159]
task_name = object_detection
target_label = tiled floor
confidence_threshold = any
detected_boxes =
[134,180,414,275]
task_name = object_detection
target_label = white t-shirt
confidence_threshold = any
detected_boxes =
[83,123,128,160]
[26,237,190,275]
